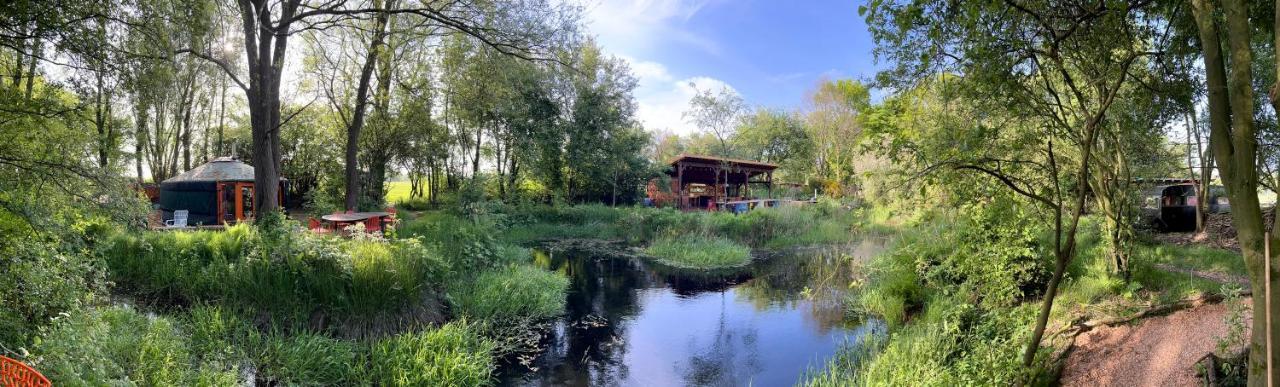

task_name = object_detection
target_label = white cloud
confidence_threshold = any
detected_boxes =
[577,1,739,136]
[618,56,737,136]
[582,0,722,57]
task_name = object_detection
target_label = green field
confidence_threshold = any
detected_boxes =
[385,181,411,204]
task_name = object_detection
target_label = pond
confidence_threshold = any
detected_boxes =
[498,238,887,386]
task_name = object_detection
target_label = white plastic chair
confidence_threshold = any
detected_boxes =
[164,210,189,228]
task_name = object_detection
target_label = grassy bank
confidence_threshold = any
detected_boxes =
[644,234,751,268]
[804,203,1247,386]
[466,199,860,269]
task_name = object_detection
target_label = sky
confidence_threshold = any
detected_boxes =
[581,0,880,136]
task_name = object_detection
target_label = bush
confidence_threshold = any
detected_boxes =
[370,322,496,386]
[644,234,752,269]
[448,265,568,321]
[0,237,103,349]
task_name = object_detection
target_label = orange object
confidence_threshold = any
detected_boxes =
[1,356,51,387]
[365,216,382,233]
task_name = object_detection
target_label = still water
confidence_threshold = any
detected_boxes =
[499,239,886,386]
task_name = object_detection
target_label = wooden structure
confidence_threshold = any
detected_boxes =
[665,154,777,210]
[158,157,285,225]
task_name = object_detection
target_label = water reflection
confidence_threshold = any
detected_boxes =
[502,240,886,386]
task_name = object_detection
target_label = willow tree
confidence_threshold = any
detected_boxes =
[863,0,1171,368]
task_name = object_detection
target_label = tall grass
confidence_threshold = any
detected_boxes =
[102,224,448,326]
[448,265,569,321]
[370,321,496,386]
[644,234,752,269]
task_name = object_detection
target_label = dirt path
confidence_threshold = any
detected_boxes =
[1152,263,1249,286]
[1059,298,1251,387]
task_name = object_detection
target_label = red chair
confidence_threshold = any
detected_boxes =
[365,216,383,234]
[1,356,51,387]
[307,218,331,234]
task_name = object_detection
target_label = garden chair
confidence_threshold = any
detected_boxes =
[164,210,188,229]
[365,216,382,234]
[1,356,51,387]
[307,217,331,234]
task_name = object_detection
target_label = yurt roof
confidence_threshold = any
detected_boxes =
[162,157,256,183]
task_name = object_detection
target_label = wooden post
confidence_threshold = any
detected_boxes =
[676,162,684,210]
[766,171,773,198]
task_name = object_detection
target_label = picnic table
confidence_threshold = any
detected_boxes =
[319,211,392,234]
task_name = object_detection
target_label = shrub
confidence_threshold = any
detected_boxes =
[448,265,568,321]
[370,322,496,386]
[0,237,103,349]
[644,234,752,269]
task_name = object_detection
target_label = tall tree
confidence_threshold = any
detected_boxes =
[1189,0,1280,384]
[179,0,577,215]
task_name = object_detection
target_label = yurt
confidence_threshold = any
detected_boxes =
[158,157,285,225]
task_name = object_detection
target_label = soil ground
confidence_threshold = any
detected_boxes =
[1060,297,1251,387]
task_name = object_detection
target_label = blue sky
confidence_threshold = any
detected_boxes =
[582,0,880,135]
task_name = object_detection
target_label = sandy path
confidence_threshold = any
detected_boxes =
[1060,299,1251,387]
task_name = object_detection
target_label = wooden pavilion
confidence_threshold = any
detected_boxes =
[665,154,777,210]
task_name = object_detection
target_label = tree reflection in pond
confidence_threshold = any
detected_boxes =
[501,239,886,386]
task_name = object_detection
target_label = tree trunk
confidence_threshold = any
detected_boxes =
[342,0,392,211]
[1192,1,1280,385]
[218,73,226,156]
[134,105,147,184]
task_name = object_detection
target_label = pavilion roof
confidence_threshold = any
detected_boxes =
[666,154,779,170]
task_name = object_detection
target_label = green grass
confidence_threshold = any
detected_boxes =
[448,265,569,321]
[385,181,412,204]
[644,234,752,269]
[370,322,496,386]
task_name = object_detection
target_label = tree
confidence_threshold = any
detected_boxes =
[864,0,1170,370]
[734,108,811,168]
[178,0,578,215]
[806,79,871,195]
[684,86,745,157]
[1188,1,1280,383]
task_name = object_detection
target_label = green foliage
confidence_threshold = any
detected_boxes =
[0,237,105,350]
[32,305,238,385]
[248,330,361,386]
[448,265,568,321]
[396,212,503,272]
[102,224,448,324]
[644,234,752,269]
[369,322,496,386]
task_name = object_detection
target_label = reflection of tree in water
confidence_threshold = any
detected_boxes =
[735,242,885,332]
[678,291,763,387]
[505,249,650,386]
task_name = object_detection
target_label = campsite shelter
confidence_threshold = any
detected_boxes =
[665,154,777,210]
[158,157,285,225]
